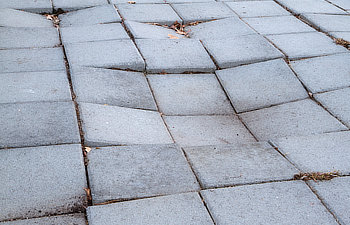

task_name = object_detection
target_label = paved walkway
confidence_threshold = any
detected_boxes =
[1,0,350,224]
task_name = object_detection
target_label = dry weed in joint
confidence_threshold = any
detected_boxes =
[84,188,92,202]
[45,14,59,27]
[335,38,350,49]
[293,171,339,181]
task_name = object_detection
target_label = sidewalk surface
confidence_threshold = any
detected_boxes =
[1,0,350,224]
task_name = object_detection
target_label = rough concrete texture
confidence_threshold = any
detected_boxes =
[276,0,348,15]
[52,0,107,11]
[0,0,52,13]
[0,214,86,225]
[302,14,350,32]
[0,8,53,27]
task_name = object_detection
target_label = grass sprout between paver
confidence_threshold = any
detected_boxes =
[293,171,339,181]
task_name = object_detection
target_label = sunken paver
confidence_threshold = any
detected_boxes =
[0,214,86,225]
[72,67,157,110]
[0,145,87,221]
[80,103,173,146]
[124,21,184,39]
[171,2,236,23]
[266,32,348,60]
[225,1,290,18]
[0,47,65,73]
[183,143,297,188]
[302,14,350,32]
[0,8,53,27]
[202,34,283,68]
[116,4,182,25]
[60,23,129,44]
[271,131,350,174]
[112,0,165,3]
[290,53,350,93]
[0,0,52,13]
[58,5,121,27]
[148,74,233,115]
[315,87,350,127]
[239,99,347,141]
[65,40,145,71]
[87,144,199,203]
[0,71,71,104]
[330,31,350,42]
[328,0,350,10]
[217,59,308,113]
[0,102,80,149]
[164,115,256,146]
[86,193,213,225]
[52,0,107,11]
[276,0,348,15]
[136,39,216,73]
[309,177,350,225]
[201,181,338,225]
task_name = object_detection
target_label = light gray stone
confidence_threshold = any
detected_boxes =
[201,181,337,225]
[167,0,214,3]
[302,14,350,32]
[328,0,350,10]
[240,99,347,141]
[87,144,199,203]
[0,102,80,149]
[0,0,52,13]
[80,103,173,146]
[276,0,347,15]
[112,0,165,3]
[164,115,256,146]
[52,0,107,11]
[136,39,216,73]
[86,193,213,225]
[216,59,308,112]
[65,40,145,71]
[0,145,87,221]
[330,31,350,42]
[225,1,290,17]
[0,8,52,27]
[148,74,233,115]
[202,34,283,68]
[0,214,86,225]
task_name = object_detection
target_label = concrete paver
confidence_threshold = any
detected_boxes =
[276,0,348,15]
[328,0,350,10]
[302,14,350,33]
[330,31,350,42]
[0,214,86,225]
[112,0,165,3]
[0,8,52,27]
[52,0,107,11]
[0,0,52,13]
[125,21,184,39]
[225,1,290,18]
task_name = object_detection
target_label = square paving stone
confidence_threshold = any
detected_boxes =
[86,193,213,225]
[148,74,233,115]
[0,8,53,27]
[202,34,283,68]
[201,181,337,225]
[290,53,350,93]
[216,59,308,112]
[0,47,65,73]
[0,71,71,104]
[52,0,107,11]
[124,21,184,39]
[271,131,350,174]
[171,2,236,23]
[184,143,297,188]
[60,23,129,44]
[72,67,156,110]
[0,102,80,149]
[239,99,347,141]
[315,87,350,127]
[136,39,215,73]
[328,0,350,10]
[0,145,87,221]
[164,115,256,146]
[65,40,145,71]
[80,103,173,146]
[225,1,290,18]
[309,177,350,225]
[0,0,52,13]
[0,214,86,225]
[276,0,348,15]
[87,144,199,203]
[116,4,182,25]
[302,14,350,32]
[59,5,121,27]
[266,32,348,60]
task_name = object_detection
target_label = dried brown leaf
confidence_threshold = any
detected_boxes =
[128,1,136,3]
[168,34,179,39]
[293,171,339,181]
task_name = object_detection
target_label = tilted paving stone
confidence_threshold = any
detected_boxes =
[112,0,165,3]
[290,53,350,93]
[86,193,213,225]
[202,34,283,68]
[65,40,145,71]
[0,8,53,27]
[0,0,52,13]
[330,31,350,42]
[266,32,348,60]
[216,59,308,113]
[271,131,350,174]
[302,14,350,32]
[0,214,86,225]
[0,102,80,149]
[136,39,216,73]
[239,99,347,141]
[0,145,87,221]
[201,181,338,225]
[148,74,233,115]
[80,102,173,146]
[52,0,108,11]
[225,1,290,18]
[183,143,297,188]
[166,0,215,3]
[276,0,348,15]
[58,5,121,27]
[328,0,350,10]
[87,144,199,203]
[164,115,256,146]
[72,67,157,110]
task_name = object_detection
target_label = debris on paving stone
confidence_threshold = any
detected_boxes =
[84,188,92,203]
[128,1,136,4]
[335,38,350,49]
[85,147,92,153]
[45,14,60,27]
[149,21,205,38]
[293,171,339,181]
[168,34,179,39]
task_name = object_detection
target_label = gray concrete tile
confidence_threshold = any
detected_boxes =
[65,40,145,71]
[148,74,233,115]
[0,145,87,221]
[52,0,107,11]
[164,115,256,146]
[87,144,199,203]
[216,59,308,112]
[112,0,165,3]
[0,214,86,225]
[0,0,52,13]
[201,181,337,225]
[240,99,347,141]
[202,34,283,68]
[136,39,215,73]
[302,14,350,32]
[0,102,80,149]
[80,103,173,146]
[0,8,53,27]
[276,0,348,15]
[72,67,156,110]
[330,31,350,42]
[167,0,214,3]
[328,0,350,10]
[86,193,213,225]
